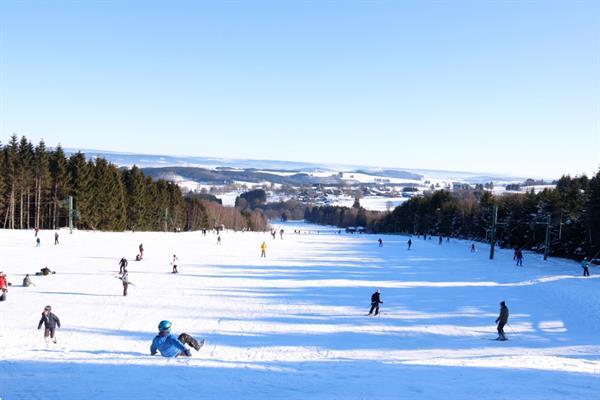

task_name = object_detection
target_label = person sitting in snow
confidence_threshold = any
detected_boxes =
[150,320,204,357]
[35,267,55,276]
[23,274,34,287]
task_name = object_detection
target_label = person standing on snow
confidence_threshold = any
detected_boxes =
[368,290,383,316]
[407,238,412,250]
[150,320,204,357]
[515,249,524,266]
[470,243,477,253]
[120,268,130,296]
[171,254,179,274]
[378,238,383,247]
[54,232,59,245]
[0,272,8,301]
[260,241,267,258]
[36,237,41,247]
[217,235,222,245]
[119,257,128,274]
[438,236,443,245]
[495,301,509,340]
[138,243,144,260]
[582,257,590,277]
[37,305,61,344]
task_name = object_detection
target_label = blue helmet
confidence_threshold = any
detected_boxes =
[158,320,172,332]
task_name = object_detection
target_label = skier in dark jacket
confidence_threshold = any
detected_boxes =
[378,238,383,247]
[54,232,59,245]
[368,290,383,316]
[37,305,61,344]
[150,320,204,357]
[407,239,412,250]
[582,257,590,277]
[119,257,128,274]
[515,249,523,266]
[495,301,509,340]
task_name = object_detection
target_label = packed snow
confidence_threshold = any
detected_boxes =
[1,222,599,399]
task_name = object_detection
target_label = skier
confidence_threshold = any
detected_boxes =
[495,301,509,340]
[0,272,8,301]
[582,257,590,277]
[23,274,34,287]
[280,229,284,239]
[54,232,59,245]
[171,254,179,274]
[150,320,204,357]
[261,241,267,258]
[120,268,130,296]
[34,227,39,237]
[367,290,383,316]
[36,237,41,247]
[138,243,144,260]
[217,235,222,245]
[407,239,412,250]
[470,243,477,253]
[378,238,383,247]
[515,249,523,266]
[119,257,128,274]
[438,236,443,245]
[37,305,61,344]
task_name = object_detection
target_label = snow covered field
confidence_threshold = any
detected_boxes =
[1,223,599,399]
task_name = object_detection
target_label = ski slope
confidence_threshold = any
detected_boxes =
[1,223,599,399]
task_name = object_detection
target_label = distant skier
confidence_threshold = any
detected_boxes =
[280,229,284,239]
[261,241,267,258]
[378,238,383,247]
[407,239,412,250]
[515,249,523,266]
[171,254,179,274]
[0,272,8,301]
[150,320,204,357]
[495,301,509,340]
[582,257,590,277]
[119,257,128,274]
[36,237,41,247]
[217,235,222,245]
[470,243,477,253]
[367,290,383,316]
[120,268,130,296]
[34,227,39,237]
[37,305,61,344]
[54,232,59,245]
[139,243,144,260]
[23,274,34,287]
[438,236,442,245]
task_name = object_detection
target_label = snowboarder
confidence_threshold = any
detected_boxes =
[36,267,55,276]
[378,238,383,247]
[36,237,41,247]
[407,239,412,250]
[138,243,144,260]
[171,254,179,274]
[120,268,130,296]
[470,243,477,253]
[0,272,8,301]
[495,301,509,340]
[582,257,590,277]
[37,305,61,344]
[515,249,523,266]
[368,290,383,316]
[119,257,128,274]
[261,241,267,258]
[150,320,204,357]
[54,232,59,245]
[23,274,34,287]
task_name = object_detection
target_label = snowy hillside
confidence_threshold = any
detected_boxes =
[1,224,598,399]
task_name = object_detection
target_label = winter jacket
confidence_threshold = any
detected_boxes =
[23,276,32,287]
[496,306,509,324]
[582,260,590,269]
[371,292,382,304]
[0,275,7,290]
[38,312,61,329]
[261,243,267,251]
[150,333,188,357]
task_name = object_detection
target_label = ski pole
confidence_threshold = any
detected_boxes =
[506,323,515,333]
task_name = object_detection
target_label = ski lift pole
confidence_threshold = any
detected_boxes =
[543,214,551,261]
[489,205,498,260]
[69,196,73,234]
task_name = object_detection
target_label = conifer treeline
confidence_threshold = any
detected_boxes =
[0,135,268,231]
[305,171,600,260]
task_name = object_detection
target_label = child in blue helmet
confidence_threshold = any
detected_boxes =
[150,320,204,357]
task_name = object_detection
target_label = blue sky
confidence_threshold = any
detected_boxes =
[1,1,598,178]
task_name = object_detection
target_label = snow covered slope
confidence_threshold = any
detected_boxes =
[1,224,599,399]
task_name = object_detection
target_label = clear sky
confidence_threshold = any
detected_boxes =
[1,1,598,178]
